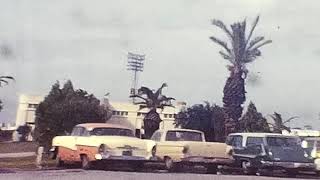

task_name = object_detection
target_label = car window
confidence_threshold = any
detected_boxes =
[90,128,134,137]
[71,127,81,136]
[226,135,243,147]
[266,137,301,147]
[80,129,90,136]
[151,132,162,141]
[246,137,264,146]
[165,131,202,142]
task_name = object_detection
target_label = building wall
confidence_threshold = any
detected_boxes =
[15,94,185,132]
[15,95,43,128]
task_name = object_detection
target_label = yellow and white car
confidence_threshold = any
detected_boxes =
[50,123,156,169]
[151,129,234,173]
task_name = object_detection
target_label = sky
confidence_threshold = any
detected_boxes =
[0,0,319,128]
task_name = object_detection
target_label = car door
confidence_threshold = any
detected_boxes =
[155,131,185,161]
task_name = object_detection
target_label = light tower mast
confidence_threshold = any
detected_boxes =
[127,52,145,102]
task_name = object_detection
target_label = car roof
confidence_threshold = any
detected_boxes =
[157,128,203,134]
[76,123,132,131]
[228,132,296,138]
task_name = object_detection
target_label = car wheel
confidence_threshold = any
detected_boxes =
[206,164,218,174]
[81,155,91,170]
[164,157,181,172]
[241,160,256,175]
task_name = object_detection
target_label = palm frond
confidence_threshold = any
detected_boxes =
[250,40,272,50]
[211,19,233,39]
[283,116,299,124]
[154,83,168,98]
[246,16,260,47]
[247,36,264,50]
[0,79,9,85]
[210,36,232,54]
[219,51,234,62]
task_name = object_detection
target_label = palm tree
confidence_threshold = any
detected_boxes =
[210,16,272,135]
[130,83,175,139]
[269,112,299,133]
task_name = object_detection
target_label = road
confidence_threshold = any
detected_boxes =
[0,169,319,180]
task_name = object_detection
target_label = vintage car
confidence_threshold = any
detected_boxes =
[150,129,234,173]
[50,123,157,169]
[301,137,320,174]
[227,133,316,176]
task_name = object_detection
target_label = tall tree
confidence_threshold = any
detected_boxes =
[269,112,298,133]
[34,80,111,149]
[175,103,226,142]
[210,16,272,135]
[130,83,175,139]
[239,102,270,132]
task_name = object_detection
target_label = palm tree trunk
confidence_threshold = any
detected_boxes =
[223,70,246,135]
[143,108,161,139]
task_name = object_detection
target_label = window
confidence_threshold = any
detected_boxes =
[164,114,168,118]
[121,112,125,116]
[151,132,162,141]
[112,111,116,115]
[165,131,203,142]
[246,137,264,146]
[90,128,134,137]
[168,114,173,118]
[226,135,243,148]
[71,127,83,136]
[266,137,300,147]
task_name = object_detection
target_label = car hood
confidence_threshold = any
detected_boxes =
[267,146,312,163]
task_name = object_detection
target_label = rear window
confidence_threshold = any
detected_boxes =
[90,128,134,137]
[165,131,202,142]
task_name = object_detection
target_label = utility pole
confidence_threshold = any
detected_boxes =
[127,52,145,103]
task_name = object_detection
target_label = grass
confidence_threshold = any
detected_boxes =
[0,155,56,170]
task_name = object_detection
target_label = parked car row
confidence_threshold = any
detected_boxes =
[50,123,320,177]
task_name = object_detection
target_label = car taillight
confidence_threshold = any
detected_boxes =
[182,146,189,154]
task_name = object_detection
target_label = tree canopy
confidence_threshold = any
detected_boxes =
[34,80,111,149]
[175,102,226,142]
[239,102,270,133]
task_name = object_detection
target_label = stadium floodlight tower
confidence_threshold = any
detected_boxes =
[127,52,145,103]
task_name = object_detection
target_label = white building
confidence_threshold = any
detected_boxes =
[15,94,186,133]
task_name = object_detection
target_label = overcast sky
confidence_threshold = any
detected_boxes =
[0,0,319,128]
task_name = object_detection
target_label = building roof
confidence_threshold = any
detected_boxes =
[76,123,132,130]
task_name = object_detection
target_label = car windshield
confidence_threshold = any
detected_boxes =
[266,136,300,147]
[166,131,203,142]
[90,128,134,137]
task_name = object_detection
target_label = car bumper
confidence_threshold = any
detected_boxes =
[260,160,316,170]
[94,153,157,161]
[181,156,234,165]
